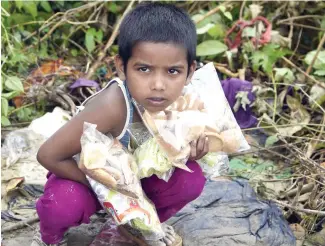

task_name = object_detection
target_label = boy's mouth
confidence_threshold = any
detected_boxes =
[147,97,167,106]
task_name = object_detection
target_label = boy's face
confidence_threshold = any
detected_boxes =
[115,42,196,113]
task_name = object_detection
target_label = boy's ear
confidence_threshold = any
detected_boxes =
[185,61,197,85]
[114,55,126,81]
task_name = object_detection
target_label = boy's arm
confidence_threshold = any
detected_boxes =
[37,83,127,185]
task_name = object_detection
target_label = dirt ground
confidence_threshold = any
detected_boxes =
[2,215,106,246]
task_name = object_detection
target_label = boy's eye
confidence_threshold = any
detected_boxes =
[168,69,179,75]
[139,67,150,72]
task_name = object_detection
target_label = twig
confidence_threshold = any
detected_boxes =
[279,22,325,32]
[239,0,246,20]
[270,199,325,216]
[248,143,293,161]
[271,73,277,122]
[281,57,325,89]
[1,216,39,233]
[67,38,94,59]
[306,33,325,75]
[188,1,199,14]
[8,103,35,116]
[277,15,324,24]
[86,0,136,79]
[289,28,303,60]
[284,183,315,198]
[242,123,325,131]
[288,13,294,49]
[306,116,325,158]
[195,2,231,24]
[298,86,325,114]
[214,64,239,78]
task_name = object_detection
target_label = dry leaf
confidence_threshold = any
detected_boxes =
[249,4,263,19]
[278,95,311,136]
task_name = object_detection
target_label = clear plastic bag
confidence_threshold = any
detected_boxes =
[129,62,249,180]
[79,122,164,241]
[128,122,175,182]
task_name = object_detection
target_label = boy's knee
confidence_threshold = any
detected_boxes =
[36,178,99,226]
[177,161,206,202]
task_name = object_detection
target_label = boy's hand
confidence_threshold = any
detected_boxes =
[189,135,209,161]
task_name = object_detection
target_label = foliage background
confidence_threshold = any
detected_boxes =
[1,0,325,240]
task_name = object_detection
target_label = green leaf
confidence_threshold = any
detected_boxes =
[23,1,38,18]
[207,23,226,38]
[251,44,289,75]
[265,135,279,147]
[1,97,9,116]
[39,43,49,59]
[223,11,233,21]
[15,1,24,10]
[17,107,33,121]
[108,2,118,13]
[95,29,103,43]
[304,50,325,70]
[314,69,325,76]
[1,116,11,126]
[197,23,215,35]
[4,76,24,92]
[274,68,295,84]
[1,91,20,99]
[85,28,96,53]
[321,17,325,30]
[242,27,256,38]
[40,1,52,13]
[193,13,222,30]
[219,5,226,13]
[197,40,228,56]
[71,49,78,57]
[2,1,10,12]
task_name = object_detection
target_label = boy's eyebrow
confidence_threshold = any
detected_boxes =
[133,62,151,67]
[133,62,185,69]
[169,64,185,69]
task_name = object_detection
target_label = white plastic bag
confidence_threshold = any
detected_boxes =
[129,62,249,180]
[79,122,164,241]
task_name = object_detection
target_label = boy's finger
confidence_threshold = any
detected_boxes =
[204,136,209,153]
[190,140,197,159]
[195,137,209,160]
[196,135,205,154]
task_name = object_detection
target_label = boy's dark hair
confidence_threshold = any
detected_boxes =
[118,2,197,70]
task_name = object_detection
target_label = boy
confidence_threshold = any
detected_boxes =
[33,3,207,246]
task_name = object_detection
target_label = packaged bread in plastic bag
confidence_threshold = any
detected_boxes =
[79,122,164,241]
[129,62,249,180]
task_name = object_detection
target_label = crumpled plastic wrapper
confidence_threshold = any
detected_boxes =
[79,122,164,241]
[129,62,250,181]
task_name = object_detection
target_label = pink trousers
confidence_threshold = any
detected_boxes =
[36,161,205,244]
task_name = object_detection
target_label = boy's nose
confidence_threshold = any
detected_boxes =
[150,74,166,91]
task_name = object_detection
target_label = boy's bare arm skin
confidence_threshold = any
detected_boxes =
[37,83,127,186]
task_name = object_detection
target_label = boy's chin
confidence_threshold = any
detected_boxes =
[144,105,167,113]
